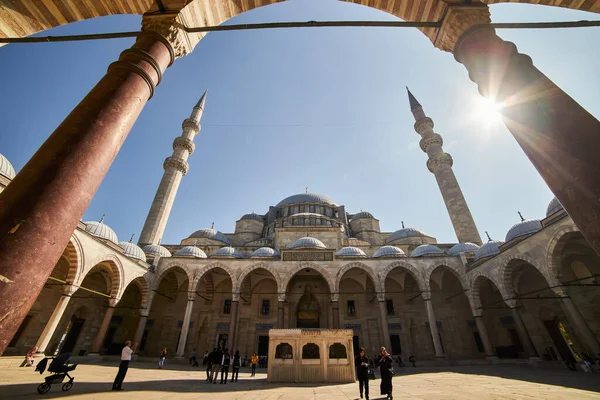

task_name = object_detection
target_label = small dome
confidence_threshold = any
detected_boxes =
[142,244,172,259]
[84,220,118,244]
[373,245,406,258]
[241,213,264,222]
[474,240,504,261]
[386,227,428,243]
[546,197,564,217]
[0,153,16,180]
[118,241,146,262]
[351,211,374,220]
[505,219,543,242]
[175,246,207,258]
[410,244,444,257]
[250,247,280,258]
[212,246,245,258]
[335,247,367,257]
[288,237,327,249]
[447,242,480,257]
[276,193,337,207]
[188,228,231,245]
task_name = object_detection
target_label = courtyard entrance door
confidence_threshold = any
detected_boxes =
[297,286,320,328]
[353,335,360,355]
[61,317,84,354]
[390,335,402,355]
[258,335,269,356]
[217,334,228,350]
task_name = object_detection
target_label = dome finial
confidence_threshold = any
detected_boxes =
[485,231,492,241]
[129,233,135,243]
[305,186,308,194]
[517,211,525,222]
[99,213,106,224]
[401,221,405,229]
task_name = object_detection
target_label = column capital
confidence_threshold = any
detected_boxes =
[330,293,339,302]
[376,292,386,302]
[173,136,195,154]
[187,292,197,302]
[62,284,79,296]
[427,152,453,173]
[139,309,150,318]
[232,292,241,302]
[163,156,189,175]
[277,293,286,302]
[108,298,120,307]
[433,4,491,53]
[551,286,569,298]
[141,13,193,59]
[421,292,432,301]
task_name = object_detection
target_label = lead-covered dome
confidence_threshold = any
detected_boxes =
[142,244,171,259]
[373,245,406,258]
[351,211,374,220]
[188,228,231,245]
[212,246,245,258]
[447,242,480,257]
[288,237,327,249]
[386,227,428,243]
[250,247,280,258]
[546,197,564,217]
[240,213,264,222]
[335,246,367,258]
[474,240,503,261]
[276,193,337,207]
[175,246,207,258]
[119,241,146,262]
[410,244,444,257]
[505,219,542,242]
[84,219,118,244]
[0,153,16,180]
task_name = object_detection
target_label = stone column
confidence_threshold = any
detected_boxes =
[35,285,79,354]
[424,295,444,358]
[378,300,392,352]
[331,301,340,329]
[227,296,240,351]
[133,310,149,352]
[0,27,178,353]
[90,298,119,354]
[176,294,195,357]
[511,307,537,357]
[278,299,285,329]
[560,296,600,355]
[474,316,495,358]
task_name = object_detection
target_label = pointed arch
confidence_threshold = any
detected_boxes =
[280,262,335,294]
[334,262,381,294]
[64,234,84,284]
[120,276,151,310]
[500,254,553,299]
[153,261,194,291]
[545,224,581,282]
[380,261,426,292]
[79,254,123,298]
[192,262,237,292]
[235,262,281,293]
[424,261,469,293]
[470,271,508,315]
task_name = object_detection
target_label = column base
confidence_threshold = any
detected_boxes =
[485,355,499,363]
[87,353,102,358]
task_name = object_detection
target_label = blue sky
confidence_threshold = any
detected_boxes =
[0,1,598,245]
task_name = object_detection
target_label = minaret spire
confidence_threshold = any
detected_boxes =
[408,89,482,245]
[138,90,208,247]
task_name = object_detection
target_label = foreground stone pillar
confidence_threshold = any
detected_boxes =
[511,307,538,357]
[331,301,340,329]
[133,311,149,352]
[474,316,495,358]
[424,296,444,358]
[277,300,285,329]
[35,285,79,354]
[176,294,195,357]
[378,300,392,352]
[227,298,240,351]
[0,29,175,354]
[560,296,600,355]
[90,298,118,354]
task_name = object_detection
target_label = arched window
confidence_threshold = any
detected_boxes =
[329,343,347,359]
[302,343,320,359]
[275,343,293,359]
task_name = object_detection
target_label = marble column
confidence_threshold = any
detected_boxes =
[90,298,119,354]
[560,296,600,355]
[474,316,495,358]
[176,294,195,357]
[454,24,600,256]
[511,308,537,357]
[227,299,240,351]
[331,301,340,329]
[133,312,149,352]
[278,301,285,329]
[0,30,175,354]
[35,285,79,354]
[424,298,444,358]
[378,300,392,352]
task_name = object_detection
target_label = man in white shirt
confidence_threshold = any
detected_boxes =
[112,340,137,391]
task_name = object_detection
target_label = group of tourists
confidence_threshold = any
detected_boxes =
[355,347,402,400]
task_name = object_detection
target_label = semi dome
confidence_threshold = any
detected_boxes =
[505,219,543,242]
[351,211,374,220]
[373,245,406,258]
[84,220,118,244]
[240,213,264,222]
[447,242,480,257]
[288,237,327,249]
[276,193,337,207]
[250,247,280,258]
[335,247,367,258]
[0,152,15,179]
[118,241,146,262]
[211,246,245,258]
[474,240,504,261]
[546,197,564,217]
[410,244,444,257]
[142,244,171,259]
[188,228,231,245]
[386,227,428,243]
[175,246,207,258]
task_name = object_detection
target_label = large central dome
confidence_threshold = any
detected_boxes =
[276,193,337,207]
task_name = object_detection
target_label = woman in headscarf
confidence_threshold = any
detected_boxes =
[378,347,394,400]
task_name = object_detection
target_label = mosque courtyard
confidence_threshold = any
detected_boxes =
[1,362,599,399]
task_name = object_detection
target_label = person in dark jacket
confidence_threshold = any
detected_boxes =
[211,348,223,384]
[231,350,241,382]
[220,348,231,384]
[206,348,216,382]
[355,347,370,400]
[379,347,394,400]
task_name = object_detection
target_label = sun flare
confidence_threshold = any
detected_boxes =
[473,96,503,125]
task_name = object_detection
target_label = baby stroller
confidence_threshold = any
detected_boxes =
[35,352,77,394]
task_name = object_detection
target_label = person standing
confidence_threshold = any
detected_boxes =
[112,340,137,391]
[158,347,167,369]
[231,350,241,382]
[379,347,394,400]
[220,348,231,384]
[206,348,215,382]
[355,347,370,400]
[250,353,258,377]
[211,347,223,384]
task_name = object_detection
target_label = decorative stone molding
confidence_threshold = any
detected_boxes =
[414,117,434,134]
[433,4,491,53]
[141,14,193,59]
[426,152,453,173]
[163,156,189,175]
[63,284,80,297]
[173,136,195,154]
[419,134,443,153]
[182,118,200,133]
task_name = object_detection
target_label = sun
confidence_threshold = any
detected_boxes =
[473,96,503,125]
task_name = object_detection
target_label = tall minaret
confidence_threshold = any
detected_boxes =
[138,90,207,247]
[407,88,482,245]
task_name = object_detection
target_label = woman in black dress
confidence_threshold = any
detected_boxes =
[378,347,394,400]
[354,347,370,400]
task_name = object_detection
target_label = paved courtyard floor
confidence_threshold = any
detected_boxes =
[1,362,599,399]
